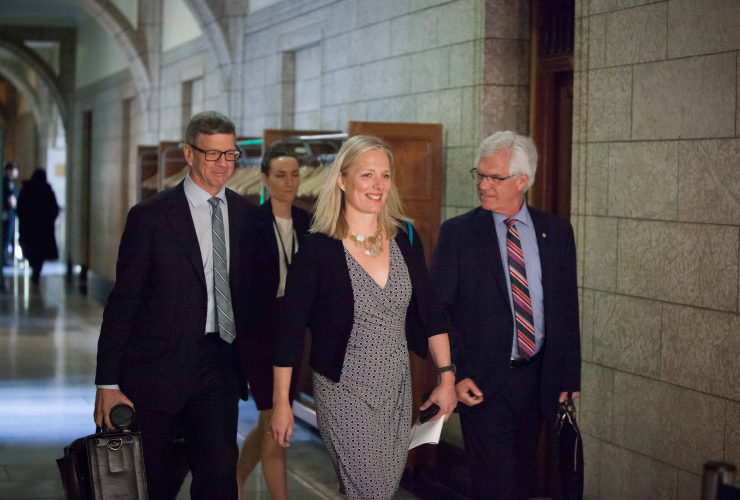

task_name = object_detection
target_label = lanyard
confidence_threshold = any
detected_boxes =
[272,215,296,270]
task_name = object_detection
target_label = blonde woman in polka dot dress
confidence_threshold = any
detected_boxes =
[270,136,457,500]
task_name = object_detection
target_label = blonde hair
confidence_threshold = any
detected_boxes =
[311,135,410,240]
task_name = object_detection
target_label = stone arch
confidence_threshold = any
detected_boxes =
[68,0,152,106]
[0,43,57,128]
[180,0,232,79]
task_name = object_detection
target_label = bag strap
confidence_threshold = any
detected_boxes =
[406,221,413,246]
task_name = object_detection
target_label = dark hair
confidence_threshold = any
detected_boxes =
[4,162,17,173]
[185,111,236,146]
[260,145,297,176]
[31,169,47,183]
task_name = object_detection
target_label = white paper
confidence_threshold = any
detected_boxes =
[408,416,445,450]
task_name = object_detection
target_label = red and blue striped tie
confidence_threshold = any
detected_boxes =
[505,218,536,360]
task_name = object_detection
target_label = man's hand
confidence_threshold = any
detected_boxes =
[455,378,484,407]
[94,388,134,429]
[420,373,457,422]
[559,391,581,403]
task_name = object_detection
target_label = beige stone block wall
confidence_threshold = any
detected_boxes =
[575,1,740,497]
[242,0,529,219]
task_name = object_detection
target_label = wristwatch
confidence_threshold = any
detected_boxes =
[436,364,457,375]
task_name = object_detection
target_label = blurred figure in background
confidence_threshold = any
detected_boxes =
[2,162,20,266]
[17,169,59,285]
[236,146,310,500]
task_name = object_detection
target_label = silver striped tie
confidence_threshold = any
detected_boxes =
[208,197,235,344]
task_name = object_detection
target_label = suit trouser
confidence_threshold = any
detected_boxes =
[132,333,240,500]
[459,353,542,500]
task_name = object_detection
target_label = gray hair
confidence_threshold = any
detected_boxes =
[475,131,538,191]
[185,111,236,146]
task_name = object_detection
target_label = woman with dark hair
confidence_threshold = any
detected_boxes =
[235,146,310,499]
[17,169,59,284]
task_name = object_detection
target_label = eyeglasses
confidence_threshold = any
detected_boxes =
[189,144,242,161]
[470,168,516,185]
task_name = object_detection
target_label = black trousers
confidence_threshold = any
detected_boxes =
[460,354,543,500]
[132,334,240,500]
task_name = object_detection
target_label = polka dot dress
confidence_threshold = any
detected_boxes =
[313,238,412,500]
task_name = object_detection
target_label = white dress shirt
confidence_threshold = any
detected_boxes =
[183,173,230,334]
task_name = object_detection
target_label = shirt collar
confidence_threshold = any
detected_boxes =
[184,173,227,209]
[492,201,532,228]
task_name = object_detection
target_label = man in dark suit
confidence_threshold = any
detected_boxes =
[94,111,255,500]
[430,131,581,499]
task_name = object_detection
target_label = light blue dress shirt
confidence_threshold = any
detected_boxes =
[492,203,545,359]
[183,173,230,334]
[97,175,231,390]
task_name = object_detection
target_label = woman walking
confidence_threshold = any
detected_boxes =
[270,135,456,500]
[236,146,310,499]
[17,169,59,284]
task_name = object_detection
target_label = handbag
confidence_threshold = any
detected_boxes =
[56,405,148,499]
[553,393,584,500]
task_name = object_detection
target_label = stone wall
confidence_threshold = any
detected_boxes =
[572,0,740,498]
[241,0,530,219]
[71,0,532,282]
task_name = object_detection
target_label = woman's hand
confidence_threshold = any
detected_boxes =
[420,372,457,422]
[269,400,294,448]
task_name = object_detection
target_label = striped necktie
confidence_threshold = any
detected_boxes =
[505,218,536,360]
[208,197,235,344]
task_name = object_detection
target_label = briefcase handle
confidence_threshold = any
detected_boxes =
[96,403,136,433]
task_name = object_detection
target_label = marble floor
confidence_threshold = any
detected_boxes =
[0,270,419,499]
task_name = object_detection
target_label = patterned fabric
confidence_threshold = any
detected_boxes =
[505,217,536,360]
[313,239,412,500]
[208,197,235,343]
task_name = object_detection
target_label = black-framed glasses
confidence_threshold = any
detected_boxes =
[189,144,242,161]
[470,168,516,184]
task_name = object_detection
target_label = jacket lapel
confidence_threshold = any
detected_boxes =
[291,205,311,235]
[528,207,552,311]
[166,183,207,291]
[258,200,280,259]
[473,207,510,304]
[226,189,245,291]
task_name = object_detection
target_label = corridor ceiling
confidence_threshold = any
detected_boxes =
[0,0,88,27]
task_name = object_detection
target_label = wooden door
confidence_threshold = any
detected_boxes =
[529,0,575,220]
[349,121,444,470]
[348,122,443,263]
[529,1,575,497]
[79,111,93,291]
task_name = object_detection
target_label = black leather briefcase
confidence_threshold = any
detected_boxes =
[57,406,148,499]
[552,393,584,500]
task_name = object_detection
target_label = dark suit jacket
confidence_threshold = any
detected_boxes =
[274,225,444,383]
[95,182,256,413]
[241,201,310,395]
[246,200,311,329]
[430,206,580,421]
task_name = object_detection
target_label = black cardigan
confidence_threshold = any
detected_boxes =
[274,224,444,383]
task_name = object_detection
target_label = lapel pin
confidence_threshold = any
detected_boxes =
[542,233,546,238]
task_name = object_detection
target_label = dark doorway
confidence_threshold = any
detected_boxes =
[529,0,575,221]
[529,0,575,497]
